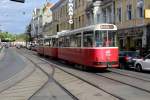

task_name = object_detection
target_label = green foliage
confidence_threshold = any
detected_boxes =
[0,32,30,42]
[15,34,29,41]
[0,32,16,42]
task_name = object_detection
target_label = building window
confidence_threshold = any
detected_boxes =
[107,7,112,23]
[78,0,81,7]
[117,8,122,22]
[82,0,84,6]
[79,16,81,27]
[127,4,132,20]
[117,0,122,22]
[137,0,144,18]
[75,0,77,9]
[102,9,106,23]
[97,14,100,23]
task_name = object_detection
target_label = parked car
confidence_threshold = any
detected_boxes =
[134,54,150,71]
[31,45,37,51]
[26,44,32,50]
[119,51,140,69]
[5,44,9,48]
[16,45,21,49]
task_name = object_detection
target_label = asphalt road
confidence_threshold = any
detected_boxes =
[0,48,26,82]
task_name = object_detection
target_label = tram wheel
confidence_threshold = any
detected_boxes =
[81,66,87,71]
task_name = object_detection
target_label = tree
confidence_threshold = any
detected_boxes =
[0,32,16,42]
[15,34,29,41]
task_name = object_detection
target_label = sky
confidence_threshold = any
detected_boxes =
[0,0,58,34]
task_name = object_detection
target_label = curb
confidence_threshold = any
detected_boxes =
[0,47,4,60]
[0,47,2,52]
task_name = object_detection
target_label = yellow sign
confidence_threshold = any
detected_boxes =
[145,9,150,18]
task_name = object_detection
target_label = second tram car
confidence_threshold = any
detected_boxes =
[37,38,44,55]
[43,35,58,58]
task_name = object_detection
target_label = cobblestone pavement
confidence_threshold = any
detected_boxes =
[0,68,48,100]
[0,48,48,100]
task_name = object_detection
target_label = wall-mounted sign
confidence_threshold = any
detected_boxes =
[145,9,150,18]
[68,0,74,24]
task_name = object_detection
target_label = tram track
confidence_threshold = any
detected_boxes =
[18,50,79,100]
[20,49,122,100]
[108,68,150,82]
[96,73,150,93]
[21,49,150,100]
[39,58,124,100]
[39,54,150,95]
[95,68,150,94]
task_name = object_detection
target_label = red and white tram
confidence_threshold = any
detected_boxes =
[37,24,119,70]
[57,24,118,69]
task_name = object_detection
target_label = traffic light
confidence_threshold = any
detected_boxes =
[10,0,25,3]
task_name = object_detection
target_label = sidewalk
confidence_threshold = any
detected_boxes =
[0,52,48,100]
[0,68,48,100]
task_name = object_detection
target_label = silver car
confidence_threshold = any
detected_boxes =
[134,54,150,71]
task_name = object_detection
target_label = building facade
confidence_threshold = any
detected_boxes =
[115,0,150,51]
[31,8,41,38]
[39,0,150,52]
[42,3,53,36]
[31,2,53,38]
[51,0,115,34]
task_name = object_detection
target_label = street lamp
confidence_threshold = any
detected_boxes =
[10,0,25,3]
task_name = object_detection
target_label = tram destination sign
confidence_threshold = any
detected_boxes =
[100,25,114,29]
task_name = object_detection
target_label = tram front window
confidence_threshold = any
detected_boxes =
[95,30,116,47]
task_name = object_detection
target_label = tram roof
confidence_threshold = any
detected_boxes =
[58,23,117,37]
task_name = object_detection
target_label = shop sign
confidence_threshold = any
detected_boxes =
[68,0,74,24]
[145,9,150,18]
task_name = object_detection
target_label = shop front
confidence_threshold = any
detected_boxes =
[118,27,143,51]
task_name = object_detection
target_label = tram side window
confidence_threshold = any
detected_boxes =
[64,36,70,47]
[75,33,81,47]
[83,31,93,47]
[44,39,50,46]
[38,40,44,46]
[52,38,58,47]
[58,37,63,47]
[70,35,77,47]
